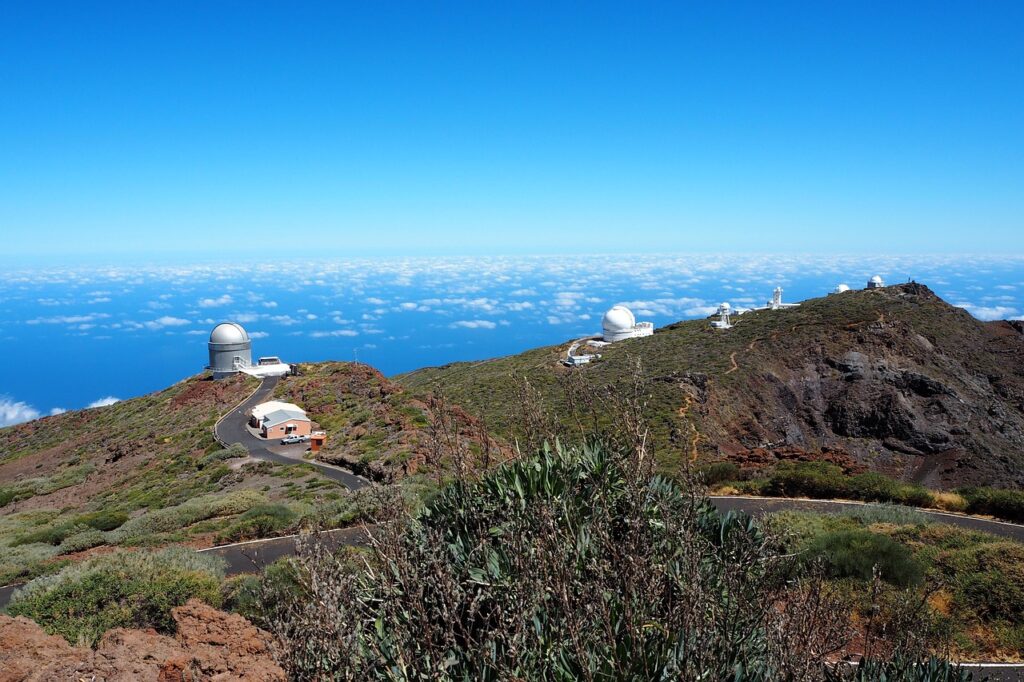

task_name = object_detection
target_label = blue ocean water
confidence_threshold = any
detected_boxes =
[1,254,1022,425]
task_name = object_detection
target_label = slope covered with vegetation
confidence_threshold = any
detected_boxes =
[0,373,365,586]
[398,283,1024,490]
[253,441,988,680]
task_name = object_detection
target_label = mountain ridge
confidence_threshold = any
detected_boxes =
[398,283,1024,489]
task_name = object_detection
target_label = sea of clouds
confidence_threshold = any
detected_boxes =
[1,253,1022,427]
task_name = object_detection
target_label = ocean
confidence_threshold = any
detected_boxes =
[1,253,1022,425]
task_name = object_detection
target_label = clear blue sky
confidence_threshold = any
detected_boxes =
[1,1,1021,258]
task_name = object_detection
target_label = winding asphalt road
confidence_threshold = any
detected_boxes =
[214,376,369,490]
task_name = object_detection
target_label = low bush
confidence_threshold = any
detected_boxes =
[807,529,924,588]
[7,547,226,645]
[944,543,1024,623]
[697,461,740,486]
[57,529,107,554]
[76,509,129,532]
[848,472,901,503]
[764,462,849,499]
[840,503,933,527]
[110,489,267,542]
[216,503,298,543]
[959,487,1024,524]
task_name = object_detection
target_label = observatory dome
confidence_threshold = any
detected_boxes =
[210,322,250,344]
[601,305,653,343]
[208,322,252,379]
[866,275,885,289]
[834,284,850,294]
[602,305,636,334]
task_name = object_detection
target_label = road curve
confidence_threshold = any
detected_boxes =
[214,376,369,490]
[710,495,1024,543]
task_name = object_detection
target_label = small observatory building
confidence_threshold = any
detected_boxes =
[208,322,252,379]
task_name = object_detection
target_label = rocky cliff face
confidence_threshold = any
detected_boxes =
[0,600,284,682]
[399,283,1024,489]
[688,284,1024,487]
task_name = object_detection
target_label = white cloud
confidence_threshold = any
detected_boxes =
[144,316,191,330]
[0,397,41,426]
[87,396,120,408]
[262,301,278,308]
[306,313,318,320]
[198,294,234,308]
[26,313,110,325]
[956,303,1017,321]
[49,407,67,416]
[310,329,359,338]
[249,331,270,339]
[450,320,497,329]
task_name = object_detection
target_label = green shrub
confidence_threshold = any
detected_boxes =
[959,486,1024,523]
[57,529,107,554]
[765,462,849,499]
[199,443,248,468]
[840,503,933,527]
[77,509,129,532]
[895,485,934,508]
[0,542,61,585]
[7,547,225,645]
[807,529,924,587]
[110,490,266,542]
[824,656,979,681]
[946,543,1024,623]
[216,503,298,543]
[848,472,901,503]
[697,461,740,486]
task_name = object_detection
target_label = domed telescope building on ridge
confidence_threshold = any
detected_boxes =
[601,305,654,342]
[208,322,252,378]
[206,322,292,379]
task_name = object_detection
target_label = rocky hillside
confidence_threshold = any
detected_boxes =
[0,599,283,680]
[398,283,1024,489]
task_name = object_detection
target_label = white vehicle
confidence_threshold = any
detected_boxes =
[281,434,306,444]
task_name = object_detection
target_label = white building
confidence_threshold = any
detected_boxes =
[766,287,800,310]
[832,283,851,294]
[866,275,885,289]
[601,305,654,342]
[711,303,733,329]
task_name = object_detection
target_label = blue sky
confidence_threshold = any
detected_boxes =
[1,2,1022,258]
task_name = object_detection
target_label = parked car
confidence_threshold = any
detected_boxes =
[281,434,304,444]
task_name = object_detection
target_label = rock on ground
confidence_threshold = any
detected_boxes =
[0,600,285,682]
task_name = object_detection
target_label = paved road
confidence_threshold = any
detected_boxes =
[215,376,369,490]
[711,495,1024,543]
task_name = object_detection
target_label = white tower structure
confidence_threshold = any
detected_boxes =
[771,287,783,309]
[711,303,733,329]
[208,322,252,379]
[601,305,654,342]
[866,275,885,289]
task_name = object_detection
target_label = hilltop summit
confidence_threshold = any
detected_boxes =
[399,283,1024,488]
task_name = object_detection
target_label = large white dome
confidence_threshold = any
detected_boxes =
[209,322,249,344]
[602,305,636,334]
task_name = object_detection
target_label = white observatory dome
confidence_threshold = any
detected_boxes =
[602,305,636,334]
[210,322,250,344]
[720,302,731,310]
[834,283,850,294]
[866,275,885,289]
